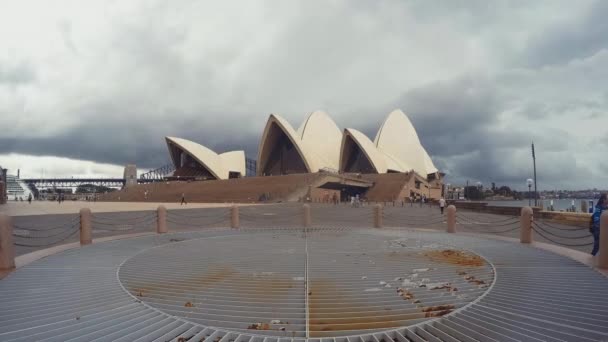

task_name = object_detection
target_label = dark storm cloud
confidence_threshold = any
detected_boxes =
[517,99,606,121]
[393,76,504,156]
[0,100,264,169]
[525,0,608,67]
[388,76,574,187]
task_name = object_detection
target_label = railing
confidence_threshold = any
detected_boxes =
[1,204,607,271]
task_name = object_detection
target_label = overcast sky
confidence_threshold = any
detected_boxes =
[1,0,606,190]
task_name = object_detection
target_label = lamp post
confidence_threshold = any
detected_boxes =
[526,179,533,206]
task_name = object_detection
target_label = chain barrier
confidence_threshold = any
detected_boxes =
[12,216,80,232]
[383,212,445,225]
[534,219,589,231]
[456,218,520,234]
[456,216,521,228]
[456,212,519,225]
[531,224,593,247]
[239,210,302,221]
[167,209,230,220]
[531,221,592,240]
[91,212,156,225]
[166,217,229,228]
[13,223,80,247]
[91,212,157,231]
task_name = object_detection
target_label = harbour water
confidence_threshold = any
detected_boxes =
[487,199,595,212]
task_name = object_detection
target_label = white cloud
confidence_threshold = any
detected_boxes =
[0,153,129,179]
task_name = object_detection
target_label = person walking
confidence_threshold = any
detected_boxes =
[180,193,187,205]
[27,193,32,204]
[439,197,446,214]
[591,193,607,256]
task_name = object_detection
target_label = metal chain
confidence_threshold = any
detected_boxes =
[456,213,519,225]
[167,209,230,219]
[532,222,591,240]
[531,225,593,247]
[13,225,80,247]
[13,216,80,232]
[534,219,589,231]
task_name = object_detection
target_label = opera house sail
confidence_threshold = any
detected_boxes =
[168,109,438,182]
[256,111,342,176]
[165,137,246,180]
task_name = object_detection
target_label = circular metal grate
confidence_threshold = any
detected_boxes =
[118,232,494,338]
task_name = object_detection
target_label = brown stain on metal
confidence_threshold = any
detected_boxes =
[423,249,485,267]
[308,279,425,335]
[126,263,296,325]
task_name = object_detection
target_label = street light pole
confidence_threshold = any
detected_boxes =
[526,178,533,206]
[532,143,538,206]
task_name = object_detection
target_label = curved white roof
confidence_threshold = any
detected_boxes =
[374,109,436,175]
[257,114,314,174]
[165,137,245,180]
[257,112,341,175]
[340,128,388,173]
[297,111,342,170]
[256,109,439,177]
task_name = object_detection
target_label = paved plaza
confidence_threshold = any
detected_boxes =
[1,227,607,341]
[1,201,606,341]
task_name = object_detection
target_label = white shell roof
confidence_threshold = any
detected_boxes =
[374,109,437,175]
[257,112,341,174]
[257,109,438,176]
[165,137,245,180]
[341,128,388,173]
[297,111,342,171]
[257,114,318,173]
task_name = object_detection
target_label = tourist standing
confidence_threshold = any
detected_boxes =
[591,193,607,256]
[180,193,187,205]
[27,193,32,204]
[439,197,446,214]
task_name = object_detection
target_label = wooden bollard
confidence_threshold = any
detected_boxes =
[231,205,239,229]
[79,208,92,245]
[157,205,167,234]
[0,214,15,271]
[447,205,456,233]
[520,206,533,244]
[374,204,383,228]
[303,204,311,228]
[598,211,608,269]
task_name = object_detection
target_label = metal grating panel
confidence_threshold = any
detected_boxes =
[0,228,607,341]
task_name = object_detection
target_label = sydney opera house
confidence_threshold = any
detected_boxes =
[166,109,438,179]
[106,110,442,203]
